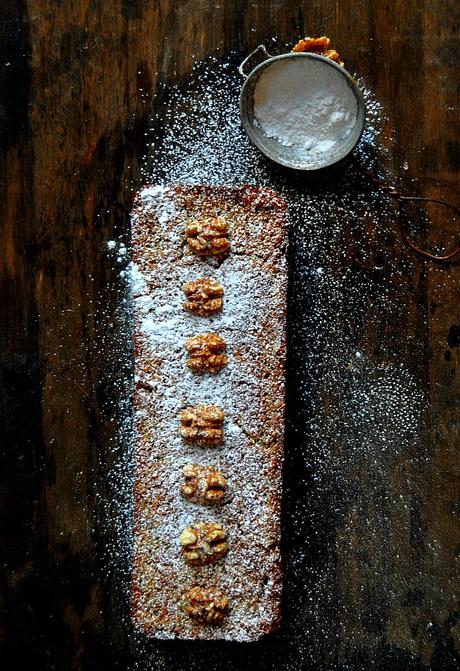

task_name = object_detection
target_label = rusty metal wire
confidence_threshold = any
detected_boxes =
[357,164,460,262]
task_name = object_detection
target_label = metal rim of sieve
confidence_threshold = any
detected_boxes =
[239,47,366,171]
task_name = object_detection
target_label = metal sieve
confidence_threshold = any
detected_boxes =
[239,45,366,171]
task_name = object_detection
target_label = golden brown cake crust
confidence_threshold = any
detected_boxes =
[130,184,288,641]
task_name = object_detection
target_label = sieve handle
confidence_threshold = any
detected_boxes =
[238,45,271,78]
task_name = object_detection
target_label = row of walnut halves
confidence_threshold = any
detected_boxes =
[177,215,232,626]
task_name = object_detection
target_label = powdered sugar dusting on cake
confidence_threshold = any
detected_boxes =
[130,185,287,640]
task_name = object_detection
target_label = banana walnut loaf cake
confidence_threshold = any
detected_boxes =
[130,184,288,641]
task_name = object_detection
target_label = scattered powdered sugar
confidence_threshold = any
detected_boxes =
[102,52,429,668]
[253,59,358,154]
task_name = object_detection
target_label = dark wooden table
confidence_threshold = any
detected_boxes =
[1,2,459,669]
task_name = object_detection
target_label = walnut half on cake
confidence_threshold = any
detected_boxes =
[179,521,229,565]
[180,586,230,624]
[183,278,224,317]
[179,404,224,446]
[185,333,228,373]
[180,464,227,505]
[185,215,230,256]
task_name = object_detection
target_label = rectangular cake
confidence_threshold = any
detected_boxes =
[130,184,288,641]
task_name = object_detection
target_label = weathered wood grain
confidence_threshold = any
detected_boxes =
[0,1,458,669]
